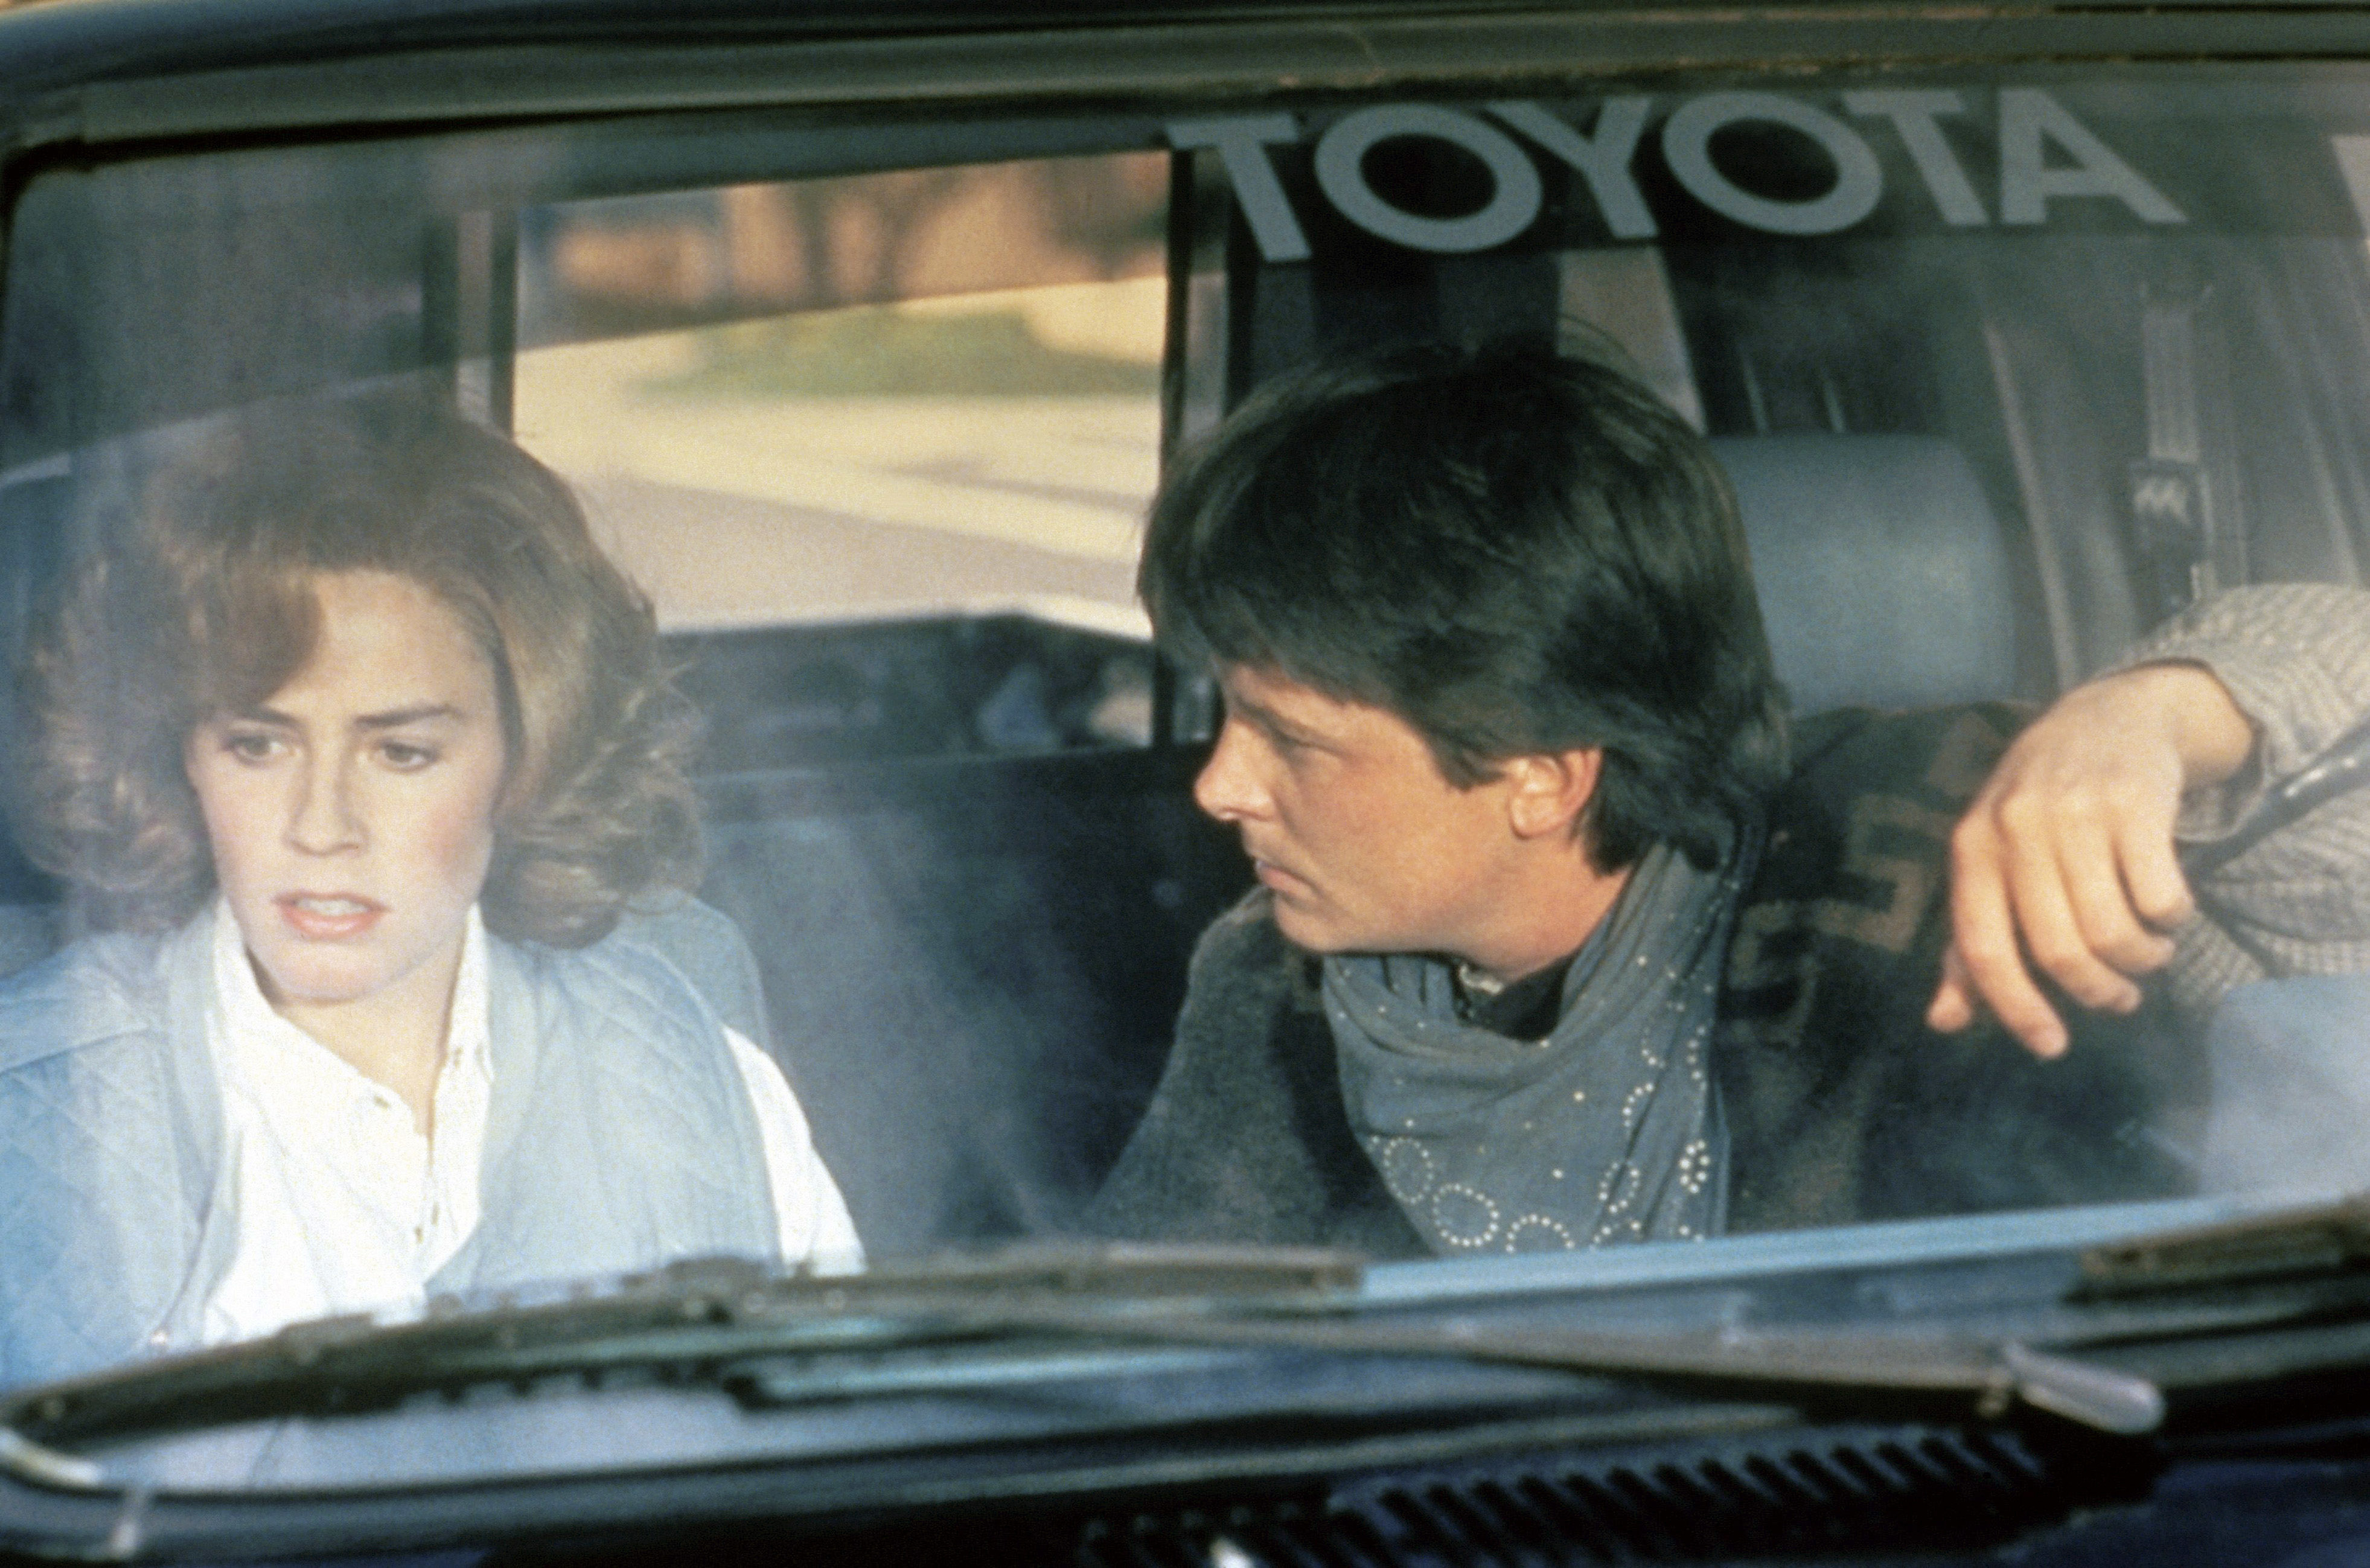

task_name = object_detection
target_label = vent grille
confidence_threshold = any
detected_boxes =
[1066,1424,2112,1567]
[541,1420,2154,1568]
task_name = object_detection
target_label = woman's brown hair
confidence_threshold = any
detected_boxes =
[15,394,701,946]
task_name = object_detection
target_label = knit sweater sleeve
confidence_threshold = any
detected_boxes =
[2109,582,2370,1011]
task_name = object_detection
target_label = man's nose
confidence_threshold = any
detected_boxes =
[286,754,364,855]
[1192,717,1270,824]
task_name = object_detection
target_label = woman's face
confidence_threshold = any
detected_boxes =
[184,570,508,1014]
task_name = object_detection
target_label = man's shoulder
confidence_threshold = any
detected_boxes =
[1187,887,1321,1016]
[1192,886,1284,964]
[1093,888,1411,1252]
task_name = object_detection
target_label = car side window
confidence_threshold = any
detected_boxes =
[514,154,1170,764]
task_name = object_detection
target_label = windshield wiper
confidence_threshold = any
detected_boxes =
[918,1302,2167,1436]
[2080,1191,2370,1295]
[0,1240,2165,1482]
[1,1244,1362,1453]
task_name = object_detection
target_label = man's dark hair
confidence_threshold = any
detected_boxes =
[1140,339,1788,871]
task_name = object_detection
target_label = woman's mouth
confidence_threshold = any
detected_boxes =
[275,893,386,940]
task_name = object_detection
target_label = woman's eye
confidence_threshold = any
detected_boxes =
[222,731,282,763]
[377,741,438,771]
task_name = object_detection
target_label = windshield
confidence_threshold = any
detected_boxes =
[2,59,2368,1465]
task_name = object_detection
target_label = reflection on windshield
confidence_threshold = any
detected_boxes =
[0,74,2368,1404]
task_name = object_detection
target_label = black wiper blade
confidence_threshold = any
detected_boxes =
[3,1241,2165,1471]
[877,1306,2166,1436]
[3,1243,1365,1453]
[2079,1192,2370,1295]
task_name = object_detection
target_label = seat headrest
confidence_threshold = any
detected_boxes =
[1711,433,2020,715]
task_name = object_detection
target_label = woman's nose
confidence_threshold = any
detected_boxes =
[285,754,363,854]
[1192,718,1271,824]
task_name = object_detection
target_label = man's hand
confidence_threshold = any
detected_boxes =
[1926,663,2255,1057]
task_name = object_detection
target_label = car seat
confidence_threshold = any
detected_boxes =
[1712,433,2022,715]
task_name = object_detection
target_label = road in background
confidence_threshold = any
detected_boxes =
[514,330,1156,636]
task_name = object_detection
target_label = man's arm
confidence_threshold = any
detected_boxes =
[1929,582,2370,1057]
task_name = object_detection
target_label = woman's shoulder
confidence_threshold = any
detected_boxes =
[486,900,754,1055]
[602,897,770,1047]
[480,907,772,1176]
[491,927,667,1004]
[0,924,184,1077]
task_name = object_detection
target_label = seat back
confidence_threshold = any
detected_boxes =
[1713,433,2022,714]
[694,748,1247,1258]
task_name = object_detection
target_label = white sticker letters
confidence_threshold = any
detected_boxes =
[1314,105,1545,253]
[1663,92,1886,236]
[1489,97,1659,241]
[1844,89,1989,226]
[1167,113,1312,262]
[1996,88,2185,226]
[1171,88,2183,262]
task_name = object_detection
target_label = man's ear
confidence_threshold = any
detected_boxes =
[1504,748,1605,841]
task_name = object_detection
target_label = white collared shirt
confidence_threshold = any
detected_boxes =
[198,902,861,1345]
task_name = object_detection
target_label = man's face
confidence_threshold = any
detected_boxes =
[1193,664,1530,957]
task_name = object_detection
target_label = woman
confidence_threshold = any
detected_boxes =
[0,396,857,1389]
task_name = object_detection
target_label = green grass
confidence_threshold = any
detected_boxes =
[650,306,1160,398]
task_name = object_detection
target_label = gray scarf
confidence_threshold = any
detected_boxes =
[1323,827,1759,1254]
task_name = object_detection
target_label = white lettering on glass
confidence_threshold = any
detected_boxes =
[1997,88,2185,226]
[1490,97,1659,240]
[1312,104,1545,253]
[1662,92,1885,235]
[2330,135,2370,237]
[1175,89,2182,260]
[1168,113,1312,262]
[1844,89,1990,226]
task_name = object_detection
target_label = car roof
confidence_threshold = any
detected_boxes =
[0,0,2357,159]
[0,0,2337,70]
[0,0,1694,88]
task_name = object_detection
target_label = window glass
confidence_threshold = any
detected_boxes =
[513,156,1168,762]
[2,71,2370,1445]
[1177,78,2370,700]
[517,279,1160,633]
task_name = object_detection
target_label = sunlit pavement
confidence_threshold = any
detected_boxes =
[514,333,1155,636]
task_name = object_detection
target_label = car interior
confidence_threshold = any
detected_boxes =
[1,84,2366,1258]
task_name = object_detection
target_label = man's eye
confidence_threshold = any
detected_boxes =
[377,740,439,771]
[1267,727,1322,759]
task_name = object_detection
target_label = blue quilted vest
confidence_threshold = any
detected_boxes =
[0,907,779,1391]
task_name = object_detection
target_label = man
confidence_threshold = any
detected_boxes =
[1088,341,2370,1255]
